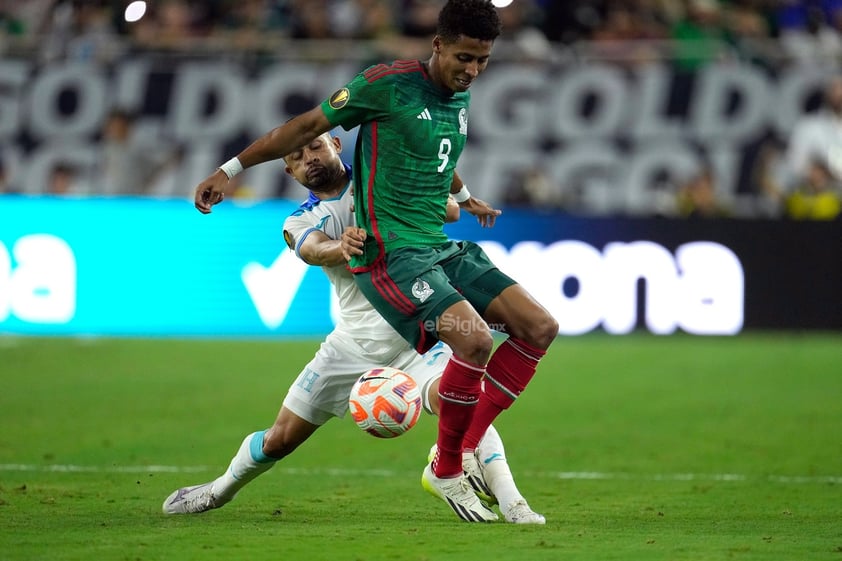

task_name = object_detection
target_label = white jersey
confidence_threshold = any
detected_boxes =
[280,168,450,425]
[282,174,401,341]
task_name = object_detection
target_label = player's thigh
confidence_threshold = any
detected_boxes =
[444,241,517,318]
[446,241,556,340]
[482,283,555,341]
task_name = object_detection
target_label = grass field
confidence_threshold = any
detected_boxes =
[1,333,840,561]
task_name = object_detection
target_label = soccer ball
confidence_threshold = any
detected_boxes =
[349,367,423,438]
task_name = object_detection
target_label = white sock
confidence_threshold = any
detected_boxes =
[477,424,526,513]
[210,430,277,502]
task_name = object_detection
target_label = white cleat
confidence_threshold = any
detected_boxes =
[421,463,499,522]
[162,483,226,514]
[462,451,497,506]
[503,499,546,524]
[428,445,497,505]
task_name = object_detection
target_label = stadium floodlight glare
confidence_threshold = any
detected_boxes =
[124,1,147,23]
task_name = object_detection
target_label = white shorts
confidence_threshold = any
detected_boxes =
[282,330,452,425]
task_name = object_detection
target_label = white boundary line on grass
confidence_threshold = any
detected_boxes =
[1,464,840,484]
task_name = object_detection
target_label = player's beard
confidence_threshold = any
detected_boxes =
[305,164,343,194]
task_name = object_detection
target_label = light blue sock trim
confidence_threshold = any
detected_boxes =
[248,430,277,464]
[483,452,504,465]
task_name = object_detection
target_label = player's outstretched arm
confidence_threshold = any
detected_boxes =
[460,196,501,228]
[449,172,501,228]
[297,231,346,267]
[194,107,333,214]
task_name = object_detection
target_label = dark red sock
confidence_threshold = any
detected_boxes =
[432,355,485,478]
[462,338,546,451]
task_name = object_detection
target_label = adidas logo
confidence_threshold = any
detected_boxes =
[416,108,432,120]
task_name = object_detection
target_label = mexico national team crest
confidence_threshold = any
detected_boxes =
[328,88,350,110]
[458,108,468,135]
[411,278,435,303]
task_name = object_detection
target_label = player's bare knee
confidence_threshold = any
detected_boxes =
[538,314,560,347]
[459,331,494,365]
[521,312,559,350]
[439,322,494,364]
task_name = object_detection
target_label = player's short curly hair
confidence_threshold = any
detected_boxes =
[437,0,502,43]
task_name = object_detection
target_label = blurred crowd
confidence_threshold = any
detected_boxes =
[0,0,841,220]
[1,0,841,62]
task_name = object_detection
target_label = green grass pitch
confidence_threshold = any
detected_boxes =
[1,333,840,561]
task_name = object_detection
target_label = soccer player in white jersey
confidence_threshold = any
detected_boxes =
[162,131,544,524]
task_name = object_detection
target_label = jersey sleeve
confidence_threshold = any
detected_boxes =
[321,69,392,131]
[282,213,321,263]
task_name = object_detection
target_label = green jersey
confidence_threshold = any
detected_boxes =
[321,59,470,269]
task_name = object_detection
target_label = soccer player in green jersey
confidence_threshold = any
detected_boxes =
[193,0,558,523]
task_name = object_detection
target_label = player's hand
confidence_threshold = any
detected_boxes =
[460,197,502,228]
[341,227,366,261]
[194,170,229,214]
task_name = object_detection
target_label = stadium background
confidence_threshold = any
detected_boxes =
[1,0,841,338]
[2,4,841,560]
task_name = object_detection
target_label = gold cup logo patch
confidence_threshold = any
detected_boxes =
[329,88,350,110]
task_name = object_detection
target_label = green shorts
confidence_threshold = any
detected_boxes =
[353,240,516,353]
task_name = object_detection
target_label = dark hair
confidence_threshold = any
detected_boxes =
[437,0,502,43]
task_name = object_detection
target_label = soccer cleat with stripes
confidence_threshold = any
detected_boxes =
[162,483,226,514]
[421,463,499,522]
[427,444,497,505]
[461,451,498,506]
